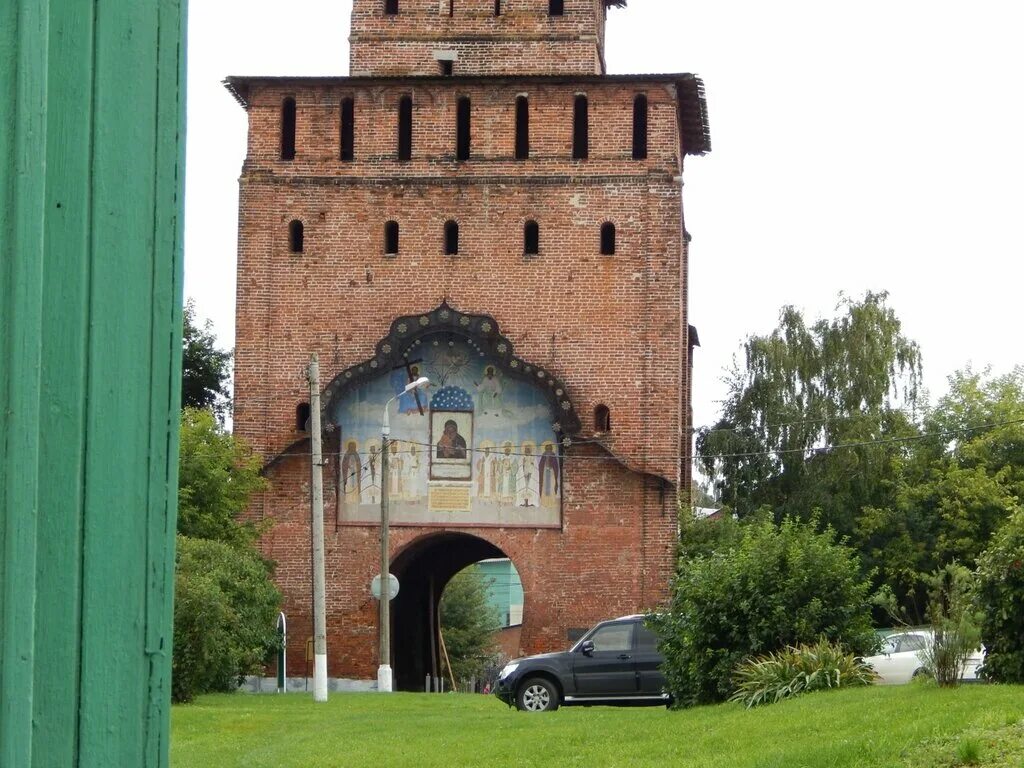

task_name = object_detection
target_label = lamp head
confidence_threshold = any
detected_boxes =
[404,376,430,394]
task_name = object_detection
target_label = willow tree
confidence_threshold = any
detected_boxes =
[697,292,923,539]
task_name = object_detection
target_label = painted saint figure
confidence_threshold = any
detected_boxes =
[388,440,404,499]
[362,443,380,505]
[488,448,502,498]
[476,447,492,499]
[436,419,468,460]
[539,442,560,508]
[474,366,504,416]
[405,443,422,502]
[341,440,362,504]
[500,442,518,504]
[520,444,536,507]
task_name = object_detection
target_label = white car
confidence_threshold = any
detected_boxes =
[864,630,984,685]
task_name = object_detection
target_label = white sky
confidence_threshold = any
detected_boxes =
[184,1,1024,431]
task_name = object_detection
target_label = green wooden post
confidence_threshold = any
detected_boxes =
[0,2,187,766]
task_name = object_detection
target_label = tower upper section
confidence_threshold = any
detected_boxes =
[349,0,626,77]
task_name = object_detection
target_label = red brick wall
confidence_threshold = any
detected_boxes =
[262,444,677,678]
[350,0,609,76]
[233,74,691,679]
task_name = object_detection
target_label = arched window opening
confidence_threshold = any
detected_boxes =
[524,220,539,256]
[549,0,564,16]
[340,97,355,162]
[384,221,400,255]
[572,95,589,160]
[594,404,611,433]
[289,219,304,253]
[632,94,648,160]
[280,97,297,161]
[444,220,460,255]
[296,403,311,431]
[456,97,472,161]
[385,0,398,15]
[398,95,413,161]
[515,96,530,160]
[600,222,616,256]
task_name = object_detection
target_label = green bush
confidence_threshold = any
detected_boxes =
[172,536,282,703]
[918,564,982,687]
[730,639,876,708]
[976,507,1024,683]
[649,517,878,707]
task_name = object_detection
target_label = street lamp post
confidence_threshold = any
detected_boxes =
[378,376,429,692]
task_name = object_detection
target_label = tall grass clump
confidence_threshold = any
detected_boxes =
[730,639,877,708]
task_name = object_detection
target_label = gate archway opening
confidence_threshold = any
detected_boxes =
[390,532,521,691]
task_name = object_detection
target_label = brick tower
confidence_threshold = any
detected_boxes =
[227,0,710,689]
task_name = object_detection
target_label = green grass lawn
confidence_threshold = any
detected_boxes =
[172,684,1024,768]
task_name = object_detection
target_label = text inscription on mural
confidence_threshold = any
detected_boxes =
[333,336,561,526]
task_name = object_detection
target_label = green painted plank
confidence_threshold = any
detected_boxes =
[2,1,186,765]
[142,1,187,763]
[0,2,48,766]
[77,1,162,763]
[30,3,96,762]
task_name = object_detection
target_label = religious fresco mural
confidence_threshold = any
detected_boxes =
[332,335,562,527]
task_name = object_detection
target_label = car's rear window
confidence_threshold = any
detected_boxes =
[635,625,659,652]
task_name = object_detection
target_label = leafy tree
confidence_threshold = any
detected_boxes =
[440,566,502,684]
[976,507,1024,683]
[869,368,1024,619]
[650,516,877,707]
[172,536,282,703]
[697,292,923,540]
[182,299,231,418]
[178,407,267,546]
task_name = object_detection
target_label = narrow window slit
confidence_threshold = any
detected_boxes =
[632,94,648,160]
[595,405,611,433]
[456,97,471,161]
[296,403,311,431]
[289,220,304,253]
[524,221,539,256]
[444,220,459,255]
[572,95,589,160]
[281,97,296,160]
[384,221,399,255]
[340,97,355,162]
[600,223,616,256]
[515,96,529,160]
[398,95,413,161]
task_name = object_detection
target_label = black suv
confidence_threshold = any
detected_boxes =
[494,615,668,711]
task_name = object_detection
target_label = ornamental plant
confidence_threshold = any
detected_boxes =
[730,639,876,708]
[976,507,1024,683]
[649,515,878,707]
[917,564,982,687]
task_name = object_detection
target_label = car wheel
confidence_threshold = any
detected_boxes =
[516,678,559,712]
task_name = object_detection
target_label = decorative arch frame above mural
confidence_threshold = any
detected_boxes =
[323,303,580,529]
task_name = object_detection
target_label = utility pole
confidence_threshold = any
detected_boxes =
[378,426,392,692]
[309,354,328,703]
